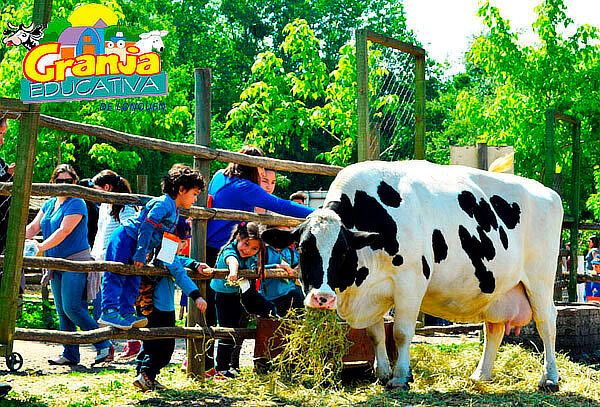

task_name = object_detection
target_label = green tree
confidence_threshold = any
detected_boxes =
[441,0,600,216]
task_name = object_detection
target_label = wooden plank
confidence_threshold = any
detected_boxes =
[0,183,306,227]
[0,98,28,113]
[15,326,256,345]
[365,30,425,56]
[36,114,340,176]
[553,111,578,125]
[0,255,297,279]
[569,123,582,301]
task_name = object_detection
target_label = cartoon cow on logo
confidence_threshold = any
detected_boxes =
[2,22,46,50]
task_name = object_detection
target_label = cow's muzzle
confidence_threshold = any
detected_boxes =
[304,289,337,310]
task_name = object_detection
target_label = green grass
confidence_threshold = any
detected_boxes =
[2,343,600,406]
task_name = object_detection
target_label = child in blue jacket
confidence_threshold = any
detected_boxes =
[261,243,304,316]
[133,215,208,391]
[210,222,275,378]
[99,166,206,330]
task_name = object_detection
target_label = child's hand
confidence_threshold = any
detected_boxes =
[133,261,145,268]
[279,264,295,277]
[227,271,238,283]
[195,297,207,312]
[190,261,211,275]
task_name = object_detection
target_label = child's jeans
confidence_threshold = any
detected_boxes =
[101,227,141,315]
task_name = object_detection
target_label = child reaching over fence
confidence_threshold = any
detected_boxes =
[210,222,275,378]
[133,215,208,391]
[98,165,205,330]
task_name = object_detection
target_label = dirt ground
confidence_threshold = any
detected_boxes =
[4,331,480,376]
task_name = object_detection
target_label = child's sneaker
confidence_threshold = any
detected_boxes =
[118,340,141,360]
[94,345,115,364]
[204,368,227,380]
[133,372,154,391]
[98,309,132,330]
[123,314,148,328]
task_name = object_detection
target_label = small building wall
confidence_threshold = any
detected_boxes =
[505,304,600,352]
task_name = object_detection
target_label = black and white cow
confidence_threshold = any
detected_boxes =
[263,160,562,391]
[2,22,46,50]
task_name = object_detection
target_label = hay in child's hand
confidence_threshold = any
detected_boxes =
[268,308,351,389]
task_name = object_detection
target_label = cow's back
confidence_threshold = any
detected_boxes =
[324,160,562,323]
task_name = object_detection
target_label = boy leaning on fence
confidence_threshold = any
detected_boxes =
[133,215,209,391]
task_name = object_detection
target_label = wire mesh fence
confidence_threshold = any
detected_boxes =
[356,29,425,162]
[368,44,417,161]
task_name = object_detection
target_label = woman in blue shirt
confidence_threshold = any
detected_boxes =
[26,164,112,366]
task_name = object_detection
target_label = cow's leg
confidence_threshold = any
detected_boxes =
[366,319,391,381]
[526,289,559,392]
[470,322,504,381]
[387,309,419,389]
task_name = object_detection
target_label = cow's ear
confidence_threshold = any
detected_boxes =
[262,226,302,249]
[349,230,379,250]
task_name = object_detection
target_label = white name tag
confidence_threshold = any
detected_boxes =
[156,232,179,264]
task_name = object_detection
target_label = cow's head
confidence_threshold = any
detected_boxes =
[2,23,46,50]
[262,209,378,310]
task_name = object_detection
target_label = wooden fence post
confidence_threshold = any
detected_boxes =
[356,29,370,163]
[136,175,148,195]
[414,53,426,160]
[568,122,581,302]
[187,68,211,378]
[0,0,53,357]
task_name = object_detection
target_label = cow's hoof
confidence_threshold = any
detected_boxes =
[469,372,492,382]
[386,378,410,390]
[538,380,559,393]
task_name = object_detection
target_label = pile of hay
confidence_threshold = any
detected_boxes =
[268,308,352,388]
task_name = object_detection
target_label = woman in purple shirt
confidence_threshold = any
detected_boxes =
[26,164,113,366]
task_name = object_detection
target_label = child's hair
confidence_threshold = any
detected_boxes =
[162,164,205,199]
[590,236,599,249]
[223,221,266,278]
[223,145,264,185]
[92,170,133,222]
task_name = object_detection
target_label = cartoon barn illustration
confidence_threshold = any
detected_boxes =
[57,19,107,58]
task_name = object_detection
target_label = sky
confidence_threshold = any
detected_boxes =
[402,0,600,75]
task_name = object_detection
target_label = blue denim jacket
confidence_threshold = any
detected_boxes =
[122,194,179,264]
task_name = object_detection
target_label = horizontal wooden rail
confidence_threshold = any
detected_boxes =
[415,323,482,335]
[13,323,484,345]
[14,326,256,344]
[0,182,305,227]
[0,256,298,280]
[0,102,341,176]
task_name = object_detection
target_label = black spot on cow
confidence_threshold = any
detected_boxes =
[458,225,496,294]
[392,255,404,266]
[457,191,498,232]
[377,181,402,208]
[490,195,521,229]
[326,193,354,229]
[432,229,448,263]
[356,267,369,286]
[353,190,399,256]
[499,226,508,250]
[421,256,431,279]
[299,232,324,291]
